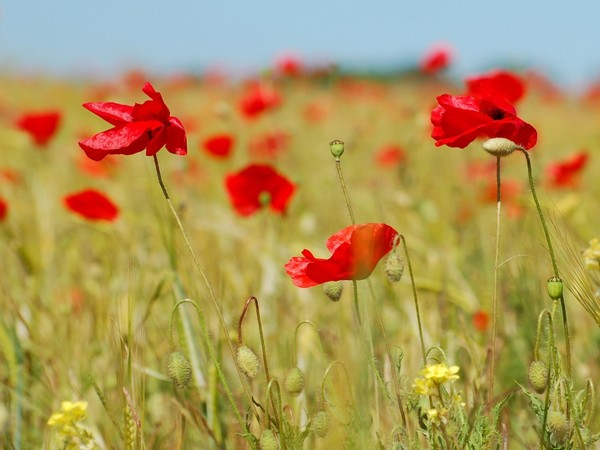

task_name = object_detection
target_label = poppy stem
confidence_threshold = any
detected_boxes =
[151,155,258,437]
[335,159,356,225]
[488,156,502,407]
[521,150,571,378]
[238,296,272,383]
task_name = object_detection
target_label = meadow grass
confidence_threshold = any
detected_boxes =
[0,71,599,448]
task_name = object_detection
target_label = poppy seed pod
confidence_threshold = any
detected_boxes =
[236,345,260,378]
[284,367,305,396]
[329,139,345,158]
[482,137,523,157]
[547,277,563,300]
[167,351,192,389]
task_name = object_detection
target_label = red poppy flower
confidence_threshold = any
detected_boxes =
[0,197,7,221]
[285,223,399,288]
[466,70,525,104]
[420,44,453,74]
[431,94,537,150]
[480,178,524,218]
[64,189,119,222]
[15,111,61,146]
[248,131,290,159]
[78,82,187,161]
[202,133,234,158]
[225,164,295,216]
[546,151,588,188]
[275,54,303,77]
[472,310,489,332]
[375,144,406,167]
[76,154,119,178]
[238,82,281,119]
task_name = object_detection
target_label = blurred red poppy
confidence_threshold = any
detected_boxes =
[77,154,119,178]
[225,164,295,216]
[546,151,588,188]
[466,70,525,104]
[480,178,524,218]
[275,54,303,77]
[431,94,537,149]
[64,189,119,222]
[78,82,187,161]
[285,223,398,288]
[248,131,290,159]
[0,197,7,221]
[420,45,452,74]
[375,144,406,167]
[15,111,61,146]
[202,133,235,158]
[472,310,489,332]
[238,82,281,119]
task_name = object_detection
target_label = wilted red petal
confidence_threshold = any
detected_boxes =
[202,133,234,158]
[285,223,398,288]
[15,111,61,146]
[225,164,295,216]
[64,189,119,222]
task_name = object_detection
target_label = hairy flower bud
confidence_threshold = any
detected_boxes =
[310,410,330,438]
[547,410,571,443]
[167,351,192,389]
[236,345,260,378]
[323,281,343,301]
[385,251,404,282]
[284,367,305,396]
[482,137,523,157]
[259,429,279,450]
[528,360,548,394]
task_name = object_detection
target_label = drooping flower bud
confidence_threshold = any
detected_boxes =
[385,251,404,282]
[329,139,345,159]
[167,351,192,389]
[482,137,524,157]
[528,360,548,394]
[310,410,330,438]
[236,345,260,378]
[547,277,563,300]
[259,429,279,450]
[284,367,305,396]
[323,281,343,301]
[547,410,571,443]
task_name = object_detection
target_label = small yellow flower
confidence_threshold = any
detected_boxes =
[583,238,600,271]
[412,377,433,395]
[421,363,460,384]
[426,407,448,425]
[47,401,88,434]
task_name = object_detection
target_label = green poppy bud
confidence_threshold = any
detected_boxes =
[482,137,523,157]
[323,281,343,301]
[259,429,279,450]
[528,360,548,394]
[236,345,260,378]
[310,410,330,438]
[284,367,305,396]
[167,351,192,390]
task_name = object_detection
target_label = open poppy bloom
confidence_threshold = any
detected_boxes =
[420,44,453,74]
[78,82,187,161]
[285,223,398,288]
[466,70,525,104]
[16,111,61,146]
[431,94,537,150]
[238,82,281,119]
[225,164,295,216]
[546,151,589,188]
[64,189,119,222]
[202,133,235,158]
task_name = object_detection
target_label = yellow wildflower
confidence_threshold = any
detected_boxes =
[583,238,600,271]
[412,377,433,395]
[47,401,88,434]
[421,363,460,384]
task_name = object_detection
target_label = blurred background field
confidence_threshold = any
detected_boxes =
[0,65,600,448]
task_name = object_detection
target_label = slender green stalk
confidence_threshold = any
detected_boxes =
[521,150,572,377]
[335,158,356,224]
[488,156,502,406]
[151,156,258,433]
[238,296,272,383]
[400,235,427,366]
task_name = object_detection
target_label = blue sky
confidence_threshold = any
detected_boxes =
[2,1,598,90]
